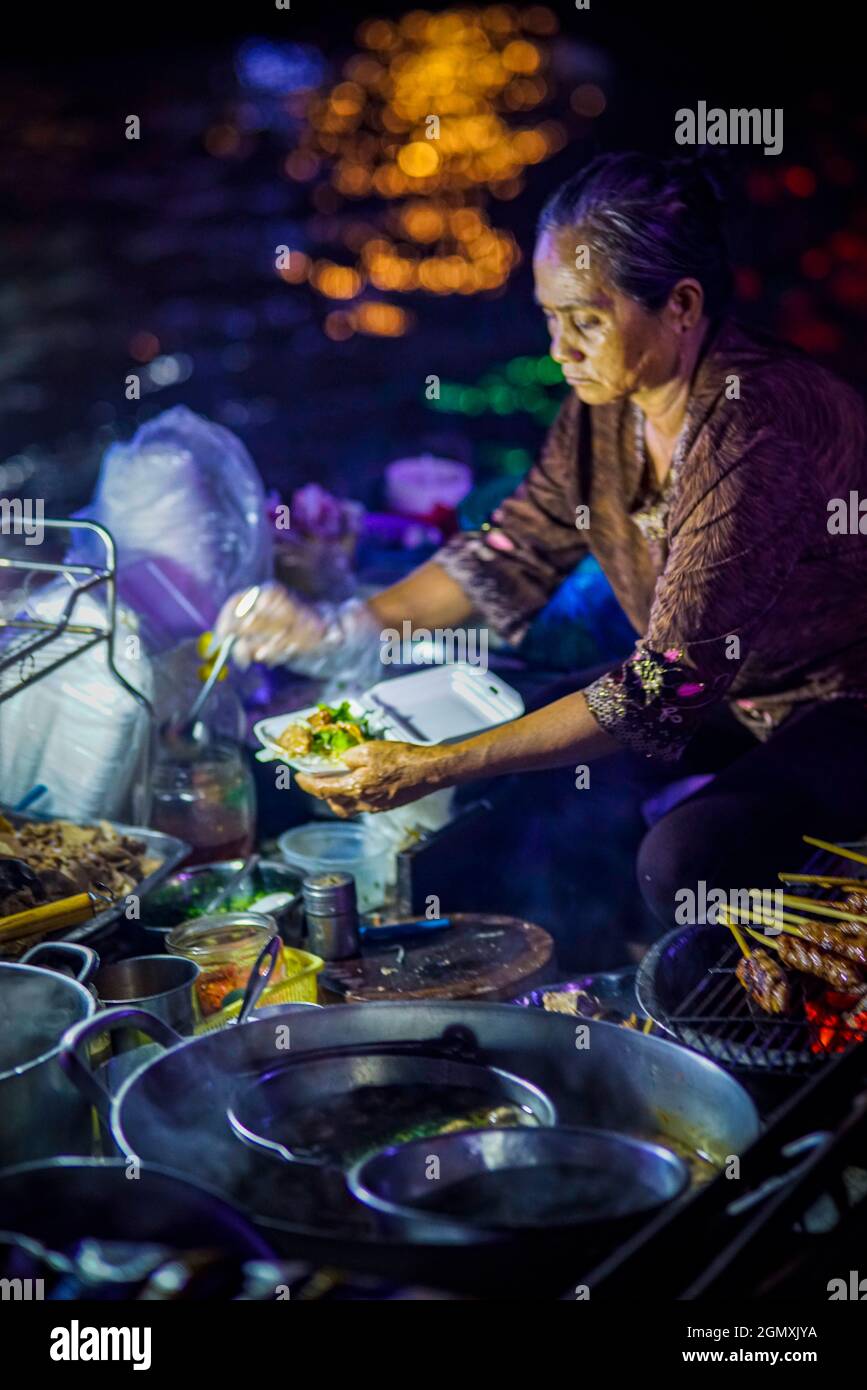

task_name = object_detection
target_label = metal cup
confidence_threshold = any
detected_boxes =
[93,955,201,1051]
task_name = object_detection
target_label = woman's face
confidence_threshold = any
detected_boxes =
[533,225,680,405]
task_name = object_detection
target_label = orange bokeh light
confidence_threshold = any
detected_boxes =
[397,142,441,177]
[312,261,364,298]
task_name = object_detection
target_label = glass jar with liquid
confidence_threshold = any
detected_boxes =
[150,738,256,866]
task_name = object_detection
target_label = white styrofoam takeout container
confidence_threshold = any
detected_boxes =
[253,662,525,775]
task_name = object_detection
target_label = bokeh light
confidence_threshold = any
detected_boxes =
[283,5,562,329]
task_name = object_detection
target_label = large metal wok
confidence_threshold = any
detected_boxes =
[60,1000,760,1296]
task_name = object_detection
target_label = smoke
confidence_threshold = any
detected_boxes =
[0,972,88,1073]
[101,1010,365,1234]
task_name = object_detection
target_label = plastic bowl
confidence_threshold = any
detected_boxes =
[277,821,392,913]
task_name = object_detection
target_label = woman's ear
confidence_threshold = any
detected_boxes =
[667,278,705,331]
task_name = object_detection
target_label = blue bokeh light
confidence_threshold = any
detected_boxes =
[235,38,328,95]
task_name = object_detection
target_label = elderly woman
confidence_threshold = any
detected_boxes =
[218,152,867,951]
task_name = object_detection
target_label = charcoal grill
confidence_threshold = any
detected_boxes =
[637,843,867,1076]
[637,924,867,1074]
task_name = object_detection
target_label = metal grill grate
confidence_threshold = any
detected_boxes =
[668,939,865,1072]
[663,846,867,1074]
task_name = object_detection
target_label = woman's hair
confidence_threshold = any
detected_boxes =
[537,151,733,318]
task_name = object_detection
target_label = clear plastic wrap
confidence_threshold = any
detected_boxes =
[70,406,272,653]
[217,584,385,696]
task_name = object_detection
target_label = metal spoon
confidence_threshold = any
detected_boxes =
[202,852,260,916]
[160,585,261,753]
[236,934,283,1026]
[159,634,237,754]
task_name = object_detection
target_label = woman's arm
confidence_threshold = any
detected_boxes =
[218,394,585,666]
[214,560,472,667]
[439,690,618,781]
[295,690,619,814]
[366,559,475,630]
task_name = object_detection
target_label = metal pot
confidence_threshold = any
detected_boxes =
[0,942,98,1165]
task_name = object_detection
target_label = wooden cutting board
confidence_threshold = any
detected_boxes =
[319,914,555,1003]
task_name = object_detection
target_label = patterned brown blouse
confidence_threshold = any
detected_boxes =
[434,317,867,761]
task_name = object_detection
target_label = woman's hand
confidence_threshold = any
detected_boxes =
[295,741,450,816]
[214,582,326,668]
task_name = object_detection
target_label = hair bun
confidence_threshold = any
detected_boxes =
[665,151,731,209]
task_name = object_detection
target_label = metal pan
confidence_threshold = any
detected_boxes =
[348,1126,689,1241]
[228,1051,556,1167]
[0,805,189,945]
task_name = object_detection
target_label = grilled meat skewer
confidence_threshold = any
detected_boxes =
[777,935,863,991]
[794,920,867,964]
[844,888,867,911]
[736,949,792,1015]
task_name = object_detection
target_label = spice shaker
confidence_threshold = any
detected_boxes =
[302,872,360,960]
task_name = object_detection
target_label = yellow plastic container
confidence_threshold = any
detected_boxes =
[193,945,324,1034]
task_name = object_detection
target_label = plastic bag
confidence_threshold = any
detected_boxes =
[71,406,272,652]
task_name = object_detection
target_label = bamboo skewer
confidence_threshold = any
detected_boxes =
[724,900,862,937]
[803,835,867,868]
[723,917,751,959]
[722,904,796,930]
[781,895,867,927]
[742,924,782,951]
[779,872,864,889]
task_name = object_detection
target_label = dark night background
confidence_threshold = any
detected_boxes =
[1,0,864,516]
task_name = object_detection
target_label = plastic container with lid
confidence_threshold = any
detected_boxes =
[165,911,284,1017]
[277,822,391,913]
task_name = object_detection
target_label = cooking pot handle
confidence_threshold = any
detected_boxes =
[58,1006,183,1119]
[21,940,100,984]
[724,1130,831,1218]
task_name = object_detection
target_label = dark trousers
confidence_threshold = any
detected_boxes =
[474,672,867,973]
[638,697,867,925]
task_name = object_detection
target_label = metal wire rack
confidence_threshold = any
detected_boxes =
[0,519,153,818]
[0,519,149,709]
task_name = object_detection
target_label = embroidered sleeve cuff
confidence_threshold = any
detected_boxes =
[584,643,729,762]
